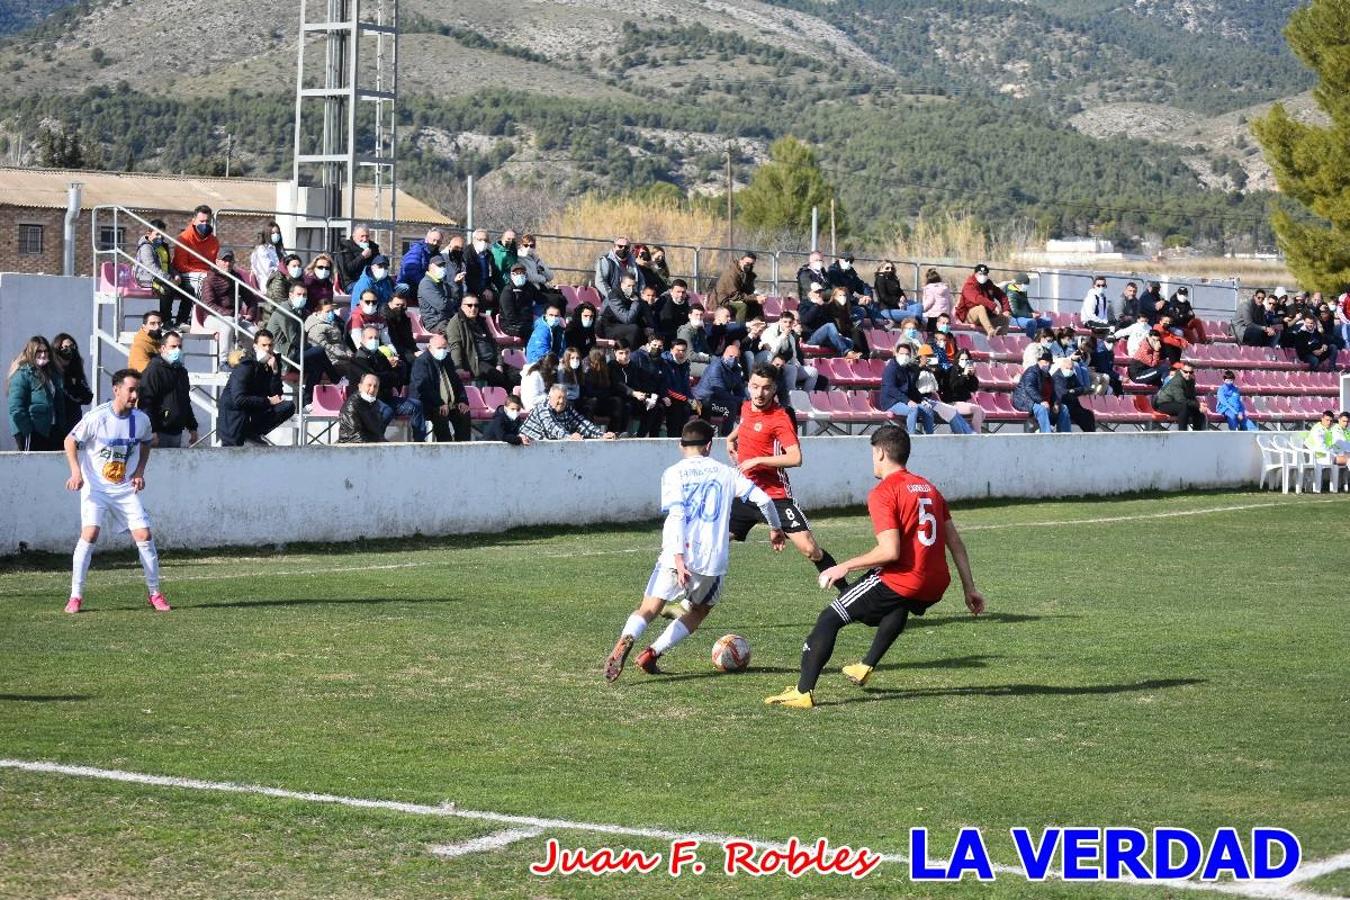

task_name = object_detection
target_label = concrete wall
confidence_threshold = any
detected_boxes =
[0,432,1262,555]
[0,273,94,451]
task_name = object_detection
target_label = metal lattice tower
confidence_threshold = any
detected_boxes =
[292,0,398,237]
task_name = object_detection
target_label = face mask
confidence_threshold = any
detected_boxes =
[356,240,369,249]
[315,267,330,279]
[430,347,449,362]
[615,247,629,259]
[449,247,463,261]
[148,327,162,339]
[371,267,387,281]
[195,222,212,237]
[428,265,444,282]
[287,264,303,279]
[290,295,307,310]
[569,357,581,370]
[473,240,488,253]
[57,346,73,359]
[975,274,988,285]
[327,310,339,323]
[361,303,376,315]
[903,328,917,340]
[363,339,379,353]
[521,246,535,258]
[255,347,270,362]
[164,348,182,365]
[897,355,911,365]
[581,316,594,328]
[35,352,49,366]
[810,261,822,270]
[505,239,518,251]
[505,408,520,421]
[840,261,852,271]
[511,274,527,287]
[937,324,949,333]
[359,390,378,404]
[546,315,561,328]
[388,306,405,319]
[427,241,441,253]
[270,233,282,244]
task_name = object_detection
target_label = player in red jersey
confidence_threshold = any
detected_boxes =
[766,424,985,708]
[726,364,849,594]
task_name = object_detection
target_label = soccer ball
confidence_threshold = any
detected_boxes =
[711,634,751,673]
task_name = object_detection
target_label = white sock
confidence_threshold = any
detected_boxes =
[620,613,648,641]
[651,620,691,656]
[71,539,93,598]
[136,539,161,594]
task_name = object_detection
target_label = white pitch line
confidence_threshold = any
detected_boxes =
[1,759,1345,900]
[429,827,543,859]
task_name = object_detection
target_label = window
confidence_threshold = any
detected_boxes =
[96,226,126,252]
[18,224,43,255]
[400,238,414,255]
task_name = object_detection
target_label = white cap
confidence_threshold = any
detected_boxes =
[1274,286,1287,297]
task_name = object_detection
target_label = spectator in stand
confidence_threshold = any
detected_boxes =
[660,339,697,435]
[1082,330,1121,395]
[693,340,749,435]
[956,263,1010,338]
[250,222,284,289]
[127,311,164,374]
[921,267,953,331]
[929,328,955,370]
[796,282,855,358]
[1294,314,1336,371]
[595,236,639,297]
[1129,331,1169,387]
[335,223,379,289]
[941,349,985,433]
[200,248,255,330]
[418,254,454,335]
[709,252,763,323]
[564,301,599,358]
[895,317,926,354]
[302,253,337,313]
[676,305,712,376]
[1049,326,1077,360]
[269,281,338,406]
[1153,314,1189,366]
[137,332,198,448]
[874,261,922,321]
[349,325,424,436]
[654,279,692,344]
[1012,350,1069,433]
[1080,275,1112,328]
[914,346,972,434]
[760,310,818,393]
[526,300,566,365]
[467,226,506,306]
[706,307,744,356]
[579,348,614,423]
[1138,280,1166,325]
[521,352,559,413]
[265,252,305,314]
[1020,327,1056,369]
[1166,287,1206,343]
[599,274,647,349]
[442,233,468,305]
[635,245,669,296]
[740,317,770,374]
[879,343,933,435]
[1003,272,1053,337]
[172,205,219,324]
[1317,305,1344,351]
[1052,354,1096,432]
[796,251,830,298]
[606,342,650,434]
[558,346,584,406]
[218,330,293,446]
[1234,289,1276,347]
[828,251,872,302]
[397,227,444,301]
[518,234,560,303]
[483,394,529,445]
[305,298,353,373]
[349,289,390,347]
[411,334,470,443]
[7,335,63,450]
[385,288,419,369]
[500,262,542,341]
[134,218,178,321]
[1113,314,1153,357]
[337,373,386,444]
[633,336,674,437]
[1214,370,1258,431]
[489,230,520,294]
[1336,291,1350,349]
[1154,364,1206,430]
[346,254,394,314]
[446,296,519,390]
[1115,281,1142,325]
[50,333,93,440]
[826,286,871,357]
[649,245,673,289]
[520,384,616,442]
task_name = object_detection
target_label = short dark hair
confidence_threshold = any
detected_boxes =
[161,330,182,343]
[1323,409,1335,418]
[780,309,796,321]
[254,328,275,342]
[111,368,141,387]
[671,338,688,349]
[681,418,715,446]
[148,218,167,230]
[142,310,162,324]
[193,204,213,216]
[671,278,688,289]
[1223,369,1236,380]
[742,252,757,261]
[871,424,911,465]
[749,363,778,383]
[504,395,522,408]
[545,302,563,316]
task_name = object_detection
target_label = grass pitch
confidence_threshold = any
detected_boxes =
[0,490,1346,899]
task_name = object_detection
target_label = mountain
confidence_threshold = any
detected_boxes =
[0,0,78,36]
[0,0,1318,251]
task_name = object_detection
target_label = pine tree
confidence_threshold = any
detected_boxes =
[1251,0,1350,292]
[736,137,844,237]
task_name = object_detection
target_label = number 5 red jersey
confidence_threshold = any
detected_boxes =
[867,469,952,603]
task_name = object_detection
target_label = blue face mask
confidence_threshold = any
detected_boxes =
[903,328,918,339]
[164,348,182,365]
[937,324,950,334]
[327,310,340,324]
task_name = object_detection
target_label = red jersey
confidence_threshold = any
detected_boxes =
[734,401,798,500]
[867,469,952,603]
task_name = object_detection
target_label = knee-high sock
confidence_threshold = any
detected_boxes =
[862,608,909,667]
[620,613,648,642]
[797,607,847,693]
[136,539,160,593]
[71,539,94,598]
[813,549,848,595]
[650,619,690,656]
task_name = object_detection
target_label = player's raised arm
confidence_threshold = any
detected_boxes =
[817,529,902,589]
[737,478,786,551]
[943,518,985,615]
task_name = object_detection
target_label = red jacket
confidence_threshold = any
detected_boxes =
[1152,323,1188,351]
[955,275,1009,322]
[173,225,220,276]
[1131,341,1161,367]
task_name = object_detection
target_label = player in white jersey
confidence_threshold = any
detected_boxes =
[604,418,785,682]
[62,368,169,613]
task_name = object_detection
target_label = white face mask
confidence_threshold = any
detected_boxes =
[287,264,303,279]
[976,274,988,285]
[371,267,387,281]
[430,347,448,362]
[255,347,270,362]
[363,338,379,352]
[473,240,488,253]
[359,390,378,403]
[504,408,519,421]
[569,357,581,370]
[428,265,444,282]
[840,261,853,271]
[809,260,822,270]
[520,247,535,258]
[897,355,911,365]
[546,315,561,328]
[290,295,307,310]
[361,302,376,315]
[315,267,330,279]
[511,273,527,287]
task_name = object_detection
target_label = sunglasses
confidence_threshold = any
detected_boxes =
[461,303,478,308]
[522,243,536,248]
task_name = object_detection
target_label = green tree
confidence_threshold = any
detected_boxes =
[736,136,844,237]
[1252,0,1350,291]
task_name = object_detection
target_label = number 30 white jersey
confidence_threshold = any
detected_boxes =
[659,457,765,577]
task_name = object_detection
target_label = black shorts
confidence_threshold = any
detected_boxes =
[830,568,935,626]
[729,497,811,541]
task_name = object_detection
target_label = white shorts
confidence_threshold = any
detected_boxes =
[645,563,725,608]
[81,489,151,534]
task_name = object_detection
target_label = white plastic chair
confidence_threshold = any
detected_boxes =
[1256,435,1287,492]
[1275,434,1308,494]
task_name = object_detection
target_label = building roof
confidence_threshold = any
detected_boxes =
[0,167,449,224]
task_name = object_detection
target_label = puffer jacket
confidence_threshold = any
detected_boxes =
[8,363,63,438]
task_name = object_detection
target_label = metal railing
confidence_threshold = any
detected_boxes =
[92,205,312,445]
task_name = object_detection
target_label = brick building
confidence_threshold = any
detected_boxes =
[0,167,451,277]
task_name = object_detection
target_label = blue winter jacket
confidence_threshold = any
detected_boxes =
[1215,382,1246,418]
[398,240,436,294]
[1012,365,1052,412]
[525,317,564,365]
[879,359,920,410]
[347,271,394,313]
[693,356,746,406]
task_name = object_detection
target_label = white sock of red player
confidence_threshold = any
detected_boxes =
[70,539,93,598]
[650,620,690,656]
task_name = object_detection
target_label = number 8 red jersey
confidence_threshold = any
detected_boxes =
[867,469,952,603]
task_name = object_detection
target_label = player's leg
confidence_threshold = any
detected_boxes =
[605,565,670,682]
[844,607,909,687]
[68,513,101,613]
[636,576,720,674]
[782,509,848,595]
[120,493,168,611]
[767,571,882,707]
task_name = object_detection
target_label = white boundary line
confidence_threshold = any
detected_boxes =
[1,759,1345,899]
